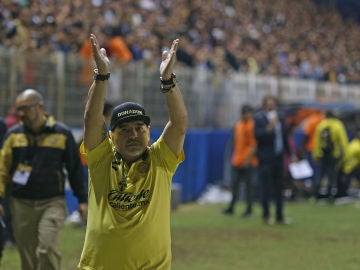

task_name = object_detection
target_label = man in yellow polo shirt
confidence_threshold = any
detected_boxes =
[337,128,360,198]
[312,110,348,201]
[77,34,188,269]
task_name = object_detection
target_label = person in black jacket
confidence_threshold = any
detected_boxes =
[254,95,291,225]
[0,89,88,270]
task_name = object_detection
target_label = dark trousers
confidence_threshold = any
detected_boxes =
[227,166,254,213]
[313,156,340,198]
[337,167,360,197]
[258,155,284,221]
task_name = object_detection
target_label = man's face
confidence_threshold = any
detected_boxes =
[265,98,277,111]
[242,111,252,120]
[110,121,150,161]
[15,97,41,130]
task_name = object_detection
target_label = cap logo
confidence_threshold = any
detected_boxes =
[111,102,150,130]
[117,109,143,118]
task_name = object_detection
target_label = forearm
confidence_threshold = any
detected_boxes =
[162,84,188,156]
[158,38,188,155]
[83,33,111,150]
[83,80,108,150]
[165,85,188,133]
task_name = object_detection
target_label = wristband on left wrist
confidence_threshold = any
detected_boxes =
[94,69,111,81]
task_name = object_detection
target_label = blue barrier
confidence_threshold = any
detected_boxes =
[65,128,232,212]
[65,189,79,214]
[150,129,231,202]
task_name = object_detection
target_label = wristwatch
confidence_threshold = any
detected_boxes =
[93,69,111,81]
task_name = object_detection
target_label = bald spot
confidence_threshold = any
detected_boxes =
[16,89,43,104]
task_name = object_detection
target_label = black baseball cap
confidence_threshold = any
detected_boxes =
[110,102,150,131]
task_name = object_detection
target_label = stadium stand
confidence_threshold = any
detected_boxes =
[0,0,359,83]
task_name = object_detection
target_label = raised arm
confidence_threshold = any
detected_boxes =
[160,39,189,157]
[83,33,111,151]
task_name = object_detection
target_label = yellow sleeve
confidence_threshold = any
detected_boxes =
[338,122,349,152]
[343,142,360,174]
[0,136,13,197]
[312,124,323,159]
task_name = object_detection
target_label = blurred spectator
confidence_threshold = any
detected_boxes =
[222,104,257,218]
[300,109,326,188]
[0,118,6,263]
[103,100,114,129]
[312,110,348,201]
[2,3,29,51]
[79,30,132,101]
[337,128,360,198]
[0,0,358,83]
[283,123,301,200]
[254,95,291,225]
[4,102,19,129]
[0,118,5,152]
[301,110,326,159]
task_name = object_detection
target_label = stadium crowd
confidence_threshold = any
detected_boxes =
[1,0,359,84]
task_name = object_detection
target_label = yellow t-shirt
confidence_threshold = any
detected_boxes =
[312,118,348,159]
[78,136,184,270]
[342,138,360,174]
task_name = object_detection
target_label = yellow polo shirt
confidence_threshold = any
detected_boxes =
[312,118,348,159]
[342,138,360,174]
[78,136,184,270]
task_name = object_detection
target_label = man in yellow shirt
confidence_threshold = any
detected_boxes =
[312,110,348,201]
[337,129,360,198]
[77,34,188,269]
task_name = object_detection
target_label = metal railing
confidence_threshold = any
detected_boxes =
[1,48,359,128]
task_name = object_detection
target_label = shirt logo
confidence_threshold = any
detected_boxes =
[108,189,152,211]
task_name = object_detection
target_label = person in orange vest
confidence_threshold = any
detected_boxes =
[300,110,325,166]
[223,104,257,217]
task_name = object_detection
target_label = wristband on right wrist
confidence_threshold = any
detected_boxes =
[160,73,177,93]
